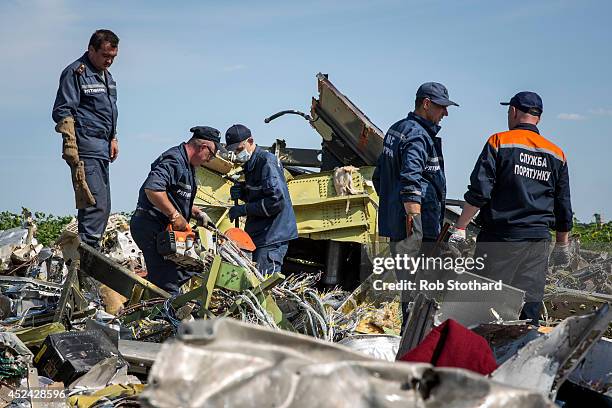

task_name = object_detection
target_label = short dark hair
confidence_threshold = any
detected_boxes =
[89,29,119,50]
[415,97,426,109]
[188,137,204,146]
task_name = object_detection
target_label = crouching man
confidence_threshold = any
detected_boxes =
[130,126,218,294]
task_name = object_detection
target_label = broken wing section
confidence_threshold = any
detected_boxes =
[311,73,384,167]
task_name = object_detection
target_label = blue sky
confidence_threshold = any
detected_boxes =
[0,0,610,222]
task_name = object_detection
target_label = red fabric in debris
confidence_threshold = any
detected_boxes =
[398,319,497,375]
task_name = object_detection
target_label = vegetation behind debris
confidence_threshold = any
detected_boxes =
[0,210,72,247]
[572,221,612,252]
[1,210,610,250]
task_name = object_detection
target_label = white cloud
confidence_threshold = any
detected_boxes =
[222,64,246,72]
[588,108,612,116]
[557,113,587,121]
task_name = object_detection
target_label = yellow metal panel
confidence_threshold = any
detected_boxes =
[194,165,381,245]
[193,167,238,232]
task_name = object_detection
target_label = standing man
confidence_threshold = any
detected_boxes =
[130,127,218,294]
[373,82,458,323]
[373,84,458,261]
[52,29,120,248]
[449,92,573,324]
[224,124,298,276]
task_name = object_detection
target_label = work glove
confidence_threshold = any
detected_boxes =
[194,211,213,228]
[228,205,247,222]
[55,117,79,166]
[550,242,571,267]
[230,183,245,201]
[448,226,467,245]
[71,161,96,209]
[171,212,188,231]
[447,226,467,256]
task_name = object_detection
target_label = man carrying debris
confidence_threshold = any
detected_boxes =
[52,29,120,249]
[373,82,458,321]
[130,127,219,294]
[449,92,573,324]
[225,124,298,276]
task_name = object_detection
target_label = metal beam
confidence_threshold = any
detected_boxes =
[78,242,170,301]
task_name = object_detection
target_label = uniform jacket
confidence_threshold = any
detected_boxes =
[241,146,298,247]
[136,144,196,225]
[465,123,573,238]
[373,112,446,240]
[52,53,118,161]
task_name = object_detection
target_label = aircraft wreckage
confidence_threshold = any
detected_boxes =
[0,74,610,407]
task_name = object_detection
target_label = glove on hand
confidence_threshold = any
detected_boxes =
[56,117,79,166]
[171,212,188,231]
[448,226,467,245]
[195,211,213,228]
[230,183,245,201]
[228,205,247,222]
[71,161,96,209]
[550,242,571,267]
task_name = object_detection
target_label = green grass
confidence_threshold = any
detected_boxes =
[571,221,611,252]
[1,209,610,252]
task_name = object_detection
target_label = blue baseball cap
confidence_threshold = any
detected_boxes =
[225,124,252,151]
[501,91,543,116]
[190,126,221,149]
[416,82,459,107]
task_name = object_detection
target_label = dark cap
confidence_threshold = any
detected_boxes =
[190,126,221,148]
[501,91,543,116]
[225,124,252,151]
[416,82,459,107]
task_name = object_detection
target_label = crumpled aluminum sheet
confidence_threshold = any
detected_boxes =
[338,334,400,361]
[492,303,612,400]
[141,318,555,408]
[0,227,29,270]
[70,356,140,390]
[0,332,33,361]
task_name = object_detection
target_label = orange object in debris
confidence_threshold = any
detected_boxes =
[157,224,196,256]
[538,326,554,334]
[224,227,256,252]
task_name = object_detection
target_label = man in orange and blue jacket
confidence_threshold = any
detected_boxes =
[450,92,573,324]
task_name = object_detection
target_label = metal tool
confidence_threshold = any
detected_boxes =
[157,224,196,257]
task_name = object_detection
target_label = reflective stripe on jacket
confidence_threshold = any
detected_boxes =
[52,53,118,160]
[243,146,298,247]
[136,144,196,225]
[373,112,446,240]
[465,123,573,238]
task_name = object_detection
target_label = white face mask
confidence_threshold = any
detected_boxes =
[235,149,251,163]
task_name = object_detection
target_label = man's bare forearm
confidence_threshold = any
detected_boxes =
[403,202,421,215]
[144,189,178,217]
[555,231,569,244]
[455,203,480,229]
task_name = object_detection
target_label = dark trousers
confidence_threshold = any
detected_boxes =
[474,231,551,325]
[253,242,289,277]
[130,214,196,295]
[78,158,111,248]
[388,215,438,328]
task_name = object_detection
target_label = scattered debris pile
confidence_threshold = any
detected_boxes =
[0,73,610,407]
[1,209,608,407]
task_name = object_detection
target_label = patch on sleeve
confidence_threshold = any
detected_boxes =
[75,64,86,75]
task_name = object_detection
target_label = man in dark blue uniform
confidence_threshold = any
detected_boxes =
[373,82,458,323]
[52,29,120,248]
[449,92,573,324]
[224,124,298,276]
[130,127,219,294]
